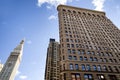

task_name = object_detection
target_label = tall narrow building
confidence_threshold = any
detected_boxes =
[0,40,24,80]
[57,5,120,80]
[0,64,3,72]
[45,39,60,80]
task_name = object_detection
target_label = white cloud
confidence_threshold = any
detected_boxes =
[48,15,57,20]
[19,75,28,79]
[37,0,73,7]
[16,70,21,76]
[92,0,106,11]
[46,5,52,9]
[27,40,32,44]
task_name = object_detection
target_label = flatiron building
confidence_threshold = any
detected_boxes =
[57,5,120,80]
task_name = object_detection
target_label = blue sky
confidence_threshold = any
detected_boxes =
[0,0,120,80]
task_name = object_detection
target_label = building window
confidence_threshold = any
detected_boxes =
[97,65,101,71]
[84,57,88,61]
[114,59,117,63]
[109,52,113,57]
[101,52,104,56]
[84,74,93,80]
[73,56,77,60]
[63,56,65,60]
[67,44,70,48]
[103,58,107,62]
[94,57,98,61]
[64,73,66,80]
[78,50,81,54]
[114,66,119,72]
[91,51,95,55]
[75,64,79,70]
[81,50,85,54]
[86,65,91,71]
[68,49,71,54]
[103,65,107,71]
[87,51,90,54]
[76,44,79,48]
[108,66,113,72]
[93,65,97,71]
[109,59,113,63]
[108,75,117,80]
[100,58,103,62]
[80,56,83,61]
[82,64,86,70]
[97,74,105,80]
[62,9,66,12]
[63,64,65,70]
[68,55,72,60]
[71,44,74,48]
[66,39,69,42]
[90,57,93,61]
[71,73,81,80]
[72,49,76,54]
[69,63,73,70]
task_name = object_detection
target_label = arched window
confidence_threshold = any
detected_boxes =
[86,64,91,71]
[73,11,76,13]
[93,65,97,71]
[62,9,66,12]
[68,10,71,13]
[75,64,79,70]
[69,63,73,70]
[94,57,98,61]
[108,66,113,72]
[82,64,86,70]
[103,65,107,71]
[78,12,81,14]
[83,12,86,15]
[80,56,83,61]
[97,65,101,71]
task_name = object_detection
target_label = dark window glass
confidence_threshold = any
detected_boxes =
[71,44,74,48]
[87,51,90,54]
[73,56,77,60]
[68,49,71,54]
[82,64,85,70]
[80,56,83,61]
[72,49,76,54]
[97,65,101,71]
[68,55,72,60]
[108,66,113,72]
[81,50,85,54]
[93,65,97,71]
[103,65,107,71]
[75,64,79,70]
[84,57,87,61]
[69,63,73,70]
[78,50,81,54]
[90,57,93,61]
[94,57,98,61]
[86,65,91,71]
[91,51,95,55]
[84,74,93,80]
[67,44,70,48]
